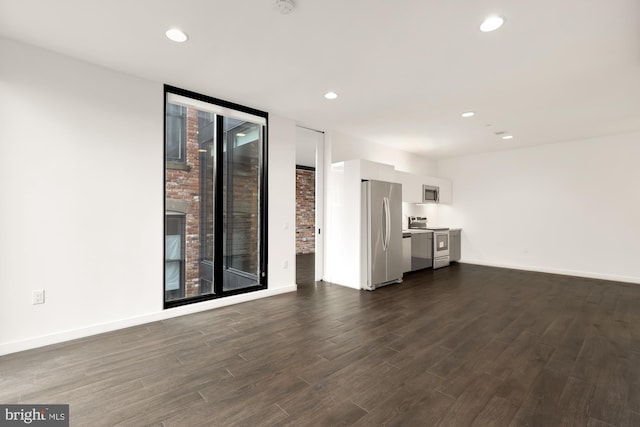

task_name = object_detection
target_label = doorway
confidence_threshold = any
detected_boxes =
[295,126,324,286]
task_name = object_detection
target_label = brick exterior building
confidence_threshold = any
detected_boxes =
[166,108,203,298]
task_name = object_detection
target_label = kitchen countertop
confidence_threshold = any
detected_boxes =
[403,229,433,234]
[403,228,462,234]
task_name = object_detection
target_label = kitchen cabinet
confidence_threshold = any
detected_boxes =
[359,159,397,182]
[402,235,412,273]
[450,229,461,262]
[411,231,433,271]
[395,171,452,204]
[396,171,423,203]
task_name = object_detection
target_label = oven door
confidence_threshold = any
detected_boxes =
[433,231,449,258]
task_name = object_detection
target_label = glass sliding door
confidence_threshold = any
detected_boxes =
[222,118,262,291]
[164,86,267,308]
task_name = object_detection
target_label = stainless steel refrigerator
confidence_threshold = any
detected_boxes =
[361,180,403,290]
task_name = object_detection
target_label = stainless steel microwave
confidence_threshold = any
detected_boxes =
[422,185,439,203]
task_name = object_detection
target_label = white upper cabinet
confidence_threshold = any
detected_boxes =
[396,170,452,204]
[334,160,452,205]
[396,171,422,203]
[358,159,397,182]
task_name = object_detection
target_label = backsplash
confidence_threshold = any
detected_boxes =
[402,202,439,229]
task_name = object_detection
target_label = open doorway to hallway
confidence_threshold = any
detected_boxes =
[295,165,315,285]
[295,126,324,286]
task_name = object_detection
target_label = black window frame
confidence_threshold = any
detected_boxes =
[163,85,268,309]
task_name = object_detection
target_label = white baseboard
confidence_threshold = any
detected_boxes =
[0,285,297,356]
[459,259,640,285]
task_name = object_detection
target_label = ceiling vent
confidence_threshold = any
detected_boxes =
[275,0,295,14]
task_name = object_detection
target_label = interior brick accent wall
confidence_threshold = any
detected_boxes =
[296,167,315,254]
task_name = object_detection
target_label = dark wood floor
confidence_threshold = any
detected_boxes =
[2,262,640,426]
[296,252,315,287]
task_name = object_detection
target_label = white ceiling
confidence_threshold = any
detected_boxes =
[1,0,639,159]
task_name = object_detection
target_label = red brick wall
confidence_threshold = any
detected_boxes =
[296,167,315,254]
[166,109,202,297]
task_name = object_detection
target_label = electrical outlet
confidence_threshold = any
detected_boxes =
[32,290,45,305]
[282,260,288,269]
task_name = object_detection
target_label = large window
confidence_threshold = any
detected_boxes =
[164,86,267,307]
[164,86,268,308]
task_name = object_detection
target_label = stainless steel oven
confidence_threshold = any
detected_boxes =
[431,229,450,269]
[408,218,450,269]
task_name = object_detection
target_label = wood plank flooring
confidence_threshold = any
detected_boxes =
[2,260,640,426]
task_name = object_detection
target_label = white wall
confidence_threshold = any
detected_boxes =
[437,132,640,283]
[268,115,297,287]
[295,126,317,168]
[331,131,437,176]
[0,37,296,355]
[324,161,361,288]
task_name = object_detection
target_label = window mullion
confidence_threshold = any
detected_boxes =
[213,114,225,295]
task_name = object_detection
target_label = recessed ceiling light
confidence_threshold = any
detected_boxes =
[236,133,246,137]
[166,28,188,43]
[502,135,514,140]
[461,111,475,118]
[275,0,295,14]
[324,91,338,100]
[480,16,505,32]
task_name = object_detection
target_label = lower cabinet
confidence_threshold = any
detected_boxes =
[402,236,412,273]
[450,229,461,262]
[411,232,433,271]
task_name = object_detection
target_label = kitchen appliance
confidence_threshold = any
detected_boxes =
[422,185,440,203]
[361,180,403,290]
[408,216,428,229]
[408,217,450,269]
[430,228,450,269]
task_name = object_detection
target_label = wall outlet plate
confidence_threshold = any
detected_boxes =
[32,290,45,305]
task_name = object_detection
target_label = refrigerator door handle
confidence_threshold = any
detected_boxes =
[383,196,391,252]
[386,197,390,251]
[386,197,391,250]
[381,198,387,251]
